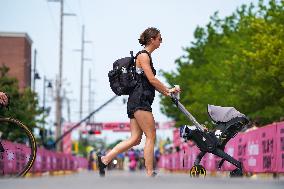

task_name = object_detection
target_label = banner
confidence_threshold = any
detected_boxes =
[276,122,284,172]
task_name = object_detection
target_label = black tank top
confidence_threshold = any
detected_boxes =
[135,50,156,92]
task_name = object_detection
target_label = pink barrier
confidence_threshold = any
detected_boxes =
[173,129,181,147]
[159,121,284,173]
[0,141,88,175]
[276,122,284,172]
[246,124,277,172]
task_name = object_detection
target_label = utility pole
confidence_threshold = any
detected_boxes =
[74,25,92,120]
[88,69,95,123]
[32,49,40,91]
[63,89,71,122]
[55,0,64,152]
[42,76,52,129]
[79,25,85,120]
[32,49,37,91]
[48,0,76,151]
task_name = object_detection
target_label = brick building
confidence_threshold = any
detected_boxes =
[0,32,32,90]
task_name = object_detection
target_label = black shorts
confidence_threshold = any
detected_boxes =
[127,86,155,119]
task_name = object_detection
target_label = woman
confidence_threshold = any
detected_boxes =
[98,27,180,177]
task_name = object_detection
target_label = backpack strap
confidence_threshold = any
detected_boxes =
[129,51,136,67]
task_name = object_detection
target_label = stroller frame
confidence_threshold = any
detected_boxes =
[171,94,249,176]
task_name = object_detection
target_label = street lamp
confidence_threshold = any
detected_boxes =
[43,76,52,111]
[32,49,41,91]
[40,76,53,145]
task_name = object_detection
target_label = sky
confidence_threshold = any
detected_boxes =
[0,0,257,143]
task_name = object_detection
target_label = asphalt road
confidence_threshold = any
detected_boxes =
[0,170,283,189]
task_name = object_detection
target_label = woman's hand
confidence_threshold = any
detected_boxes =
[0,92,9,107]
[166,86,181,96]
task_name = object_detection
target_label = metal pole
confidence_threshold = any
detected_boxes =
[55,0,64,151]
[79,25,85,120]
[43,76,46,112]
[42,76,46,131]
[48,0,76,152]
[33,49,37,91]
[88,69,91,122]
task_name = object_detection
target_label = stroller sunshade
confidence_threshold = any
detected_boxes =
[207,104,245,123]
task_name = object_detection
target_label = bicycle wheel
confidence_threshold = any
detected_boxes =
[0,117,37,177]
[190,165,207,177]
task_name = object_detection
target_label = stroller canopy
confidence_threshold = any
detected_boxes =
[207,104,245,123]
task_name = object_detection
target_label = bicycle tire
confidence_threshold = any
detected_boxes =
[190,165,207,177]
[0,117,37,177]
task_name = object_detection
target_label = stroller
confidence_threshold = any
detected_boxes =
[171,93,249,177]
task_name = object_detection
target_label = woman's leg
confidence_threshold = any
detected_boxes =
[134,110,156,176]
[101,119,143,165]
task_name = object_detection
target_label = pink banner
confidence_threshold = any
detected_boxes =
[223,139,237,171]
[62,124,73,154]
[173,128,181,147]
[253,124,277,172]
[276,122,284,172]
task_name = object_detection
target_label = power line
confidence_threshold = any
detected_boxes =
[45,1,59,35]
[77,0,85,25]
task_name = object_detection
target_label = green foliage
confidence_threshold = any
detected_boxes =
[0,66,44,139]
[161,0,284,127]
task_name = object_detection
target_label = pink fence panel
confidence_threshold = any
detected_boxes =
[180,143,191,170]
[245,129,263,172]
[202,153,217,171]
[166,154,172,170]
[15,142,31,174]
[0,140,16,174]
[189,145,199,168]
[222,138,237,171]
[173,129,181,147]
[167,154,173,170]
[256,124,277,172]
[276,122,284,173]
[158,155,165,168]
[235,132,248,169]
[175,152,181,171]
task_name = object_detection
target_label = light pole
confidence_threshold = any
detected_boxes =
[43,76,53,112]
[32,49,41,91]
[43,76,53,128]
[40,76,52,144]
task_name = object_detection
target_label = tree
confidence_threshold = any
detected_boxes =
[0,66,43,140]
[161,0,284,127]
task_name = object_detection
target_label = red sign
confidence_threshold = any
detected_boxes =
[103,122,131,132]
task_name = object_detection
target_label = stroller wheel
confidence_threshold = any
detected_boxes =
[229,168,243,177]
[190,165,206,177]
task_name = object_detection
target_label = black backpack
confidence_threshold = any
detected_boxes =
[108,51,137,96]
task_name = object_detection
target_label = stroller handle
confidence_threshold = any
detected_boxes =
[170,93,205,132]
